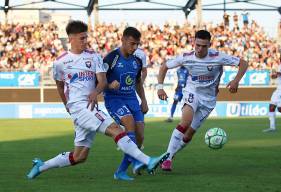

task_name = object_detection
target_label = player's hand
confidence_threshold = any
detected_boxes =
[271,72,278,79]
[109,80,120,90]
[226,80,239,93]
[141,100,149,114]
[157,89,168,100]
[87,91,98,111]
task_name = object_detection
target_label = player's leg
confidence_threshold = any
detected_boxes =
[132,109,145,174]
[135,121,144,149]
[166,92,180,122]
[101,121,169,178]
[264,91,278,132]
[164,91,197,160]
[27,126,94,179]
[164,104,194,159]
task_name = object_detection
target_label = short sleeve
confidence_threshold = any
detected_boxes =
[219,52,240,66]
[166,54,184,69]
[53,61,64,81]
[95,54,107,73]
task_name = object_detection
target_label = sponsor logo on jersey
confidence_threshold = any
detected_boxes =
[95,112,105,122]
[125,75,133,85]
[70,71,94,83]
[63,60,73,65]
[191,75,214,82]
[117,62,124,68]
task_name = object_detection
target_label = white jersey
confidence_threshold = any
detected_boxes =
[53,50,106,110]
[134,48,147,68]
[276,64,281,90]
[166,49,240,108]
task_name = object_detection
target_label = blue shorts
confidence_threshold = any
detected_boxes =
[104,98,144,124]
[173,90,183,102]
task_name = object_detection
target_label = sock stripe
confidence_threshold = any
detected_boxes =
[69,152,76,165]
[114,132,127,143]
[176,124,188,134]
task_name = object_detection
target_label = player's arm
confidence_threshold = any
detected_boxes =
[157,55,182,100]
[141,67,147,83]
[103,55,120,90]
[136,72,148,114]
[88,72,107,111]
[157,63,169,100]
[55,80,69,113]
[227,58,248,93]
[88,55,108,111]
[53,60,69,113]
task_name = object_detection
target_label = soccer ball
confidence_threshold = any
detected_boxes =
[204,127,227,149]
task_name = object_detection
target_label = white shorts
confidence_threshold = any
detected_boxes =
[182,89,214,130]
[270,89,281,107]
[70,105,114,148]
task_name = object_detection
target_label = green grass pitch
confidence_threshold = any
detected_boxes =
[0,117,280,192]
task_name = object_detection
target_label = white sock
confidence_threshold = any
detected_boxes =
[166,129,185,160]
[117,135,150,165]
[39,152,73,172]
[268,112,276,129]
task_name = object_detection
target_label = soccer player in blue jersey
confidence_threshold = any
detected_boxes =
[166,66,188,122]
[103,27,167,180]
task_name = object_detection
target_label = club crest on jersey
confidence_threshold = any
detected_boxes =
[85,61,91,68]
[207,65,213,71]
[132,61,138,69]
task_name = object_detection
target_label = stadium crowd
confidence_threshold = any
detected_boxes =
[0,16,280,79]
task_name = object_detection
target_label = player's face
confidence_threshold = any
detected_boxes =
[194,38,210,58]
[122,36,140,55]
[69,32,88,52]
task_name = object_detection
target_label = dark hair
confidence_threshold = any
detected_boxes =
[195,30,211,41]
[66,20,88,35]
[123,27,141,40]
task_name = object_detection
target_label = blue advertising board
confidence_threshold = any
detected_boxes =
[221,70,270,86]
[0,72,40,87]
[0,102,277,119]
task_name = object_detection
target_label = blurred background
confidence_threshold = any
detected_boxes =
[0,0,280,119]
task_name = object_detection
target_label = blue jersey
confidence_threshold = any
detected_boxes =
[103,48,143,99]
[177,66,188,91]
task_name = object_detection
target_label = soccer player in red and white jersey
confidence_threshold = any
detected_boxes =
[26,20,168,180]
[157,30,248,171]
[263,63,281,132]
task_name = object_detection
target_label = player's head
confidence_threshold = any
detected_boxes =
[121,27,141,55]
[66,20,88,53]
[194,30,211,58]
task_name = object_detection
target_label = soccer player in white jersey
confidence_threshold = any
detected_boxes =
[26,20,169,180]
[263,64,281,132]
[157,30,248,171]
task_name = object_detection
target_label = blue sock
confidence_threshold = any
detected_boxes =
[170,103,177,118]
[116,131,136,173]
